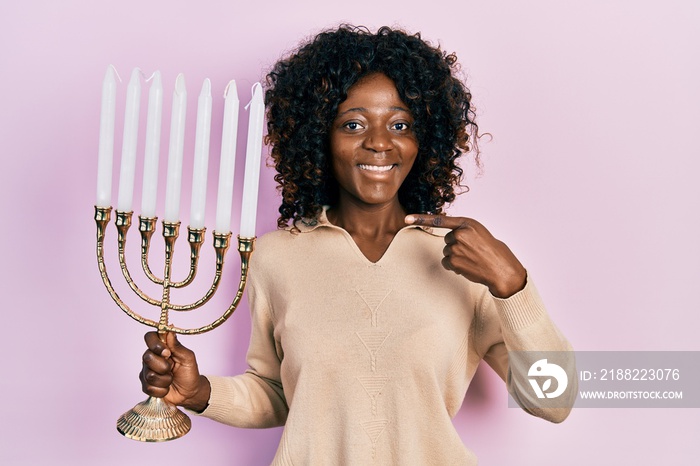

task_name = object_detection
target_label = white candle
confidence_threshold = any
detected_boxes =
[189,78,212,229]
[214,80,239,234]
[140,71,163,218]
[116,68,142,212]
[96,65,117,207]
[164,73,187,223]
[239,82,265,238]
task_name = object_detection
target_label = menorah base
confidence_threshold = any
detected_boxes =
[116,396,191,442]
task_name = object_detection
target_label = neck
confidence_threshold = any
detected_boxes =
[326,197,407,239]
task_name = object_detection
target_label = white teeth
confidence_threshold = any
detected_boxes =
[359,164,393,172]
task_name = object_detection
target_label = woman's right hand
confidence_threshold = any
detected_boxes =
[140,331,211,412]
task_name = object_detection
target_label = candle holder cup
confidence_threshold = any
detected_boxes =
[95,205,255,441]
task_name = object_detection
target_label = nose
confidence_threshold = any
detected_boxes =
[362,126,393,153]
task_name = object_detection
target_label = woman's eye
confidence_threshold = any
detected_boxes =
[343,121,362,131]
[392,122,410,131]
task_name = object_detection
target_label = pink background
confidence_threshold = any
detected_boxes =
[1,0,698,464]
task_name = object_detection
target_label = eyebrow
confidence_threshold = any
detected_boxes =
[335,106,412,118]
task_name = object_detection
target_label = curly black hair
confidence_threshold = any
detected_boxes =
[265,25,479,228]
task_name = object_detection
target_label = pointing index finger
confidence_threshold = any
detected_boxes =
[405,214,470,230]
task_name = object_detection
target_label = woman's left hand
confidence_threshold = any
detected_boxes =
[405,214,527,298]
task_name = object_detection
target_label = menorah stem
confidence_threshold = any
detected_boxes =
[159,221,180,335]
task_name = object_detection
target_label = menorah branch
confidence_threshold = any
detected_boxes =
[168,231,227,312]
[165,235,255,334]
[169,227,204,288]
[95,206,160,329]
[139,216,162,285]
[138,220,215,311]
[116,211,162,307]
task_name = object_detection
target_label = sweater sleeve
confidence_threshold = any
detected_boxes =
[196,267,289,428]
[477,275,576,423]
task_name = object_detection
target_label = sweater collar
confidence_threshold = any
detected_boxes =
[292,206,436,235]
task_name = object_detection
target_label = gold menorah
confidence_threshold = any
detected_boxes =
[94,66,264,441]
[94,208,254,441]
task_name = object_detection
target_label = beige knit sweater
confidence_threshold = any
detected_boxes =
[200,210,573,465]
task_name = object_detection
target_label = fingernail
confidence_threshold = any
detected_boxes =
[161,349,171,358]
[405,215,415,224]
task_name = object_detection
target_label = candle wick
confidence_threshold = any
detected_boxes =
[109,64,123,83]
[223,80,236,99]
[244,82,262,110]
[144,71,158,83]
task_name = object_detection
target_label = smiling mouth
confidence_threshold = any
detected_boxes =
[358,164,395,172]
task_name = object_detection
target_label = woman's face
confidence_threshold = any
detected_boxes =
[329,73,419,209]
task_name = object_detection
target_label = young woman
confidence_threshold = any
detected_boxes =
[141,25,573,465]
